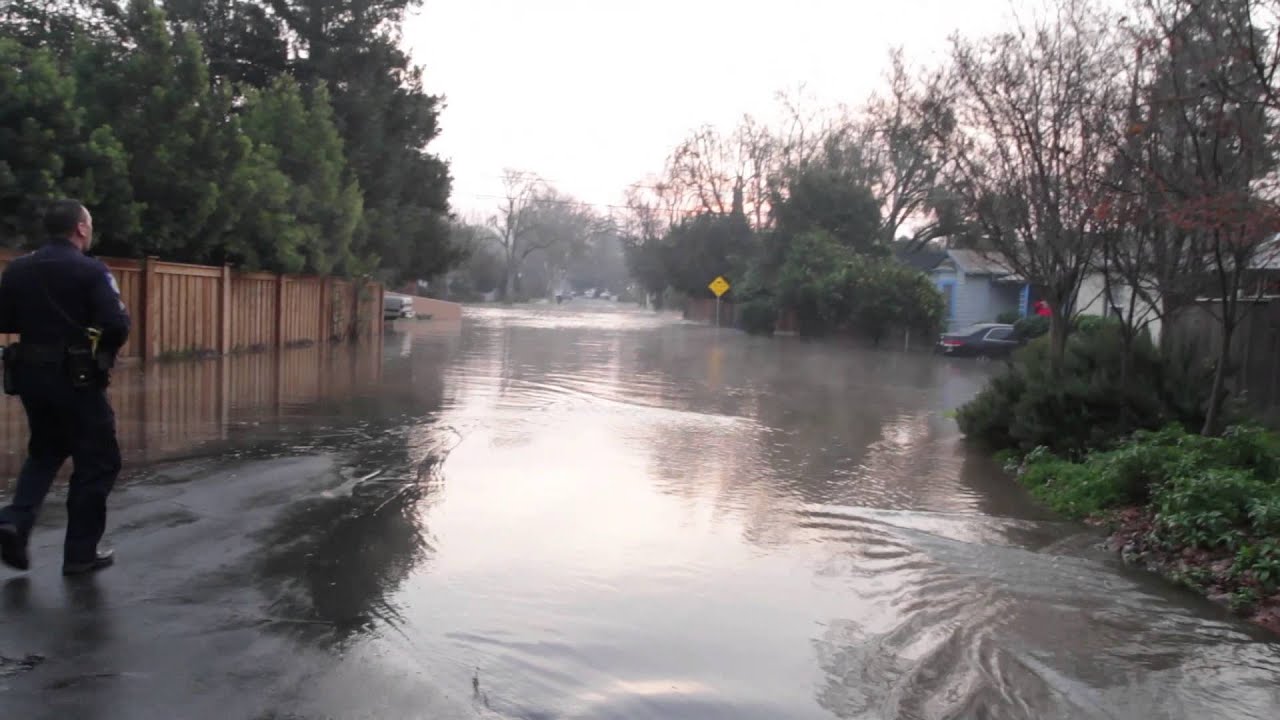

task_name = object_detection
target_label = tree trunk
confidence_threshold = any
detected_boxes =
[1202,262,1244,436]
[1202,322,1233,436]
[1158,295,1181,361]
[1049,308,1070,372]
[502,250,517,303]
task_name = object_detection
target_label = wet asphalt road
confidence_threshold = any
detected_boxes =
[1,303,1279,719]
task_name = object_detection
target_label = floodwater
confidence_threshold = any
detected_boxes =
[1,303,1278,719]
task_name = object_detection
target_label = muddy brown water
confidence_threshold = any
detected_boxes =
[2,303,1278,719]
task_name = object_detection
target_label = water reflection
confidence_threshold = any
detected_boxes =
[4,306,1278,719]
[254,465,436,644]
[0,340,388,481]
[389,306,1280,720]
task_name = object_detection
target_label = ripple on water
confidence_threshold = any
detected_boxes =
[798,504,1280,719]
[336,306,1280,720]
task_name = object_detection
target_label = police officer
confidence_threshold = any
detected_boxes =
[0,199,131,575]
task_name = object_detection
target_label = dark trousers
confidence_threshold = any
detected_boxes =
[0,367,120,563]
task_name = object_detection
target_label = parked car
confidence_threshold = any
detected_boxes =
[937,323,1021,358]
[384,293,416,320]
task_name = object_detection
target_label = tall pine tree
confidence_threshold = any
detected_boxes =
[0,38,137,248]
[73,0,244,260]
[239,77,364,275]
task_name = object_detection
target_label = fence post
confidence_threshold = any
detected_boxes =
[351,280,360,341]
[220,264,232,355]
[274,273,286,351]
[142,256,159,362]
[318,276,330,344]
[377,283,385,339]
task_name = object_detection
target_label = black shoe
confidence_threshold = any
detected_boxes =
[0,523,29,572]
[62,549,114,577]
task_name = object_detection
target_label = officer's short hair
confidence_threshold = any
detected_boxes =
[44,199,87,238]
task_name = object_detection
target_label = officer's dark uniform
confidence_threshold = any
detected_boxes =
[0,236,130,569]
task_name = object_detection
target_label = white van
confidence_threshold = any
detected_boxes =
[384,294,416,320]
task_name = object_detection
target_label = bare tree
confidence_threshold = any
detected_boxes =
[1208,0,1280,114]
[861,50,961,248]
[523,189,610,295]
[488,169,543,301]
[666,126,733,216]
[944,0,1125,366]
[730,116,778,230]
[1131,0,1280,433]
[662,119,777,228]
[1090,30,1199,382]
[772,85,843,173]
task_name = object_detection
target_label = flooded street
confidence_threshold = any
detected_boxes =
[3,303,1279,719]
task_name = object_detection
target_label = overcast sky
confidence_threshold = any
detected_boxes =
[406,0,1022,220]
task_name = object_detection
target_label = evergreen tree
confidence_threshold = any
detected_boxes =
[239,77,364,274]
[1,0,454,276]
[255,0,454,280]
[162,0,289,88]
[72,0,244,260]
[0,38,137,248]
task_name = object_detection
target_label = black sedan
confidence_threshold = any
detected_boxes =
[936,323,1022,358]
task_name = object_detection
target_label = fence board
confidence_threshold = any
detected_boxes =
[1166,298,1280,421]
[230,274,276,351]
[154,261,223,278]
[331,279,355,342]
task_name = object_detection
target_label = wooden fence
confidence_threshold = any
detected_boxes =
[0,250,384,360]
[683,297,799,334]
[1166,297,1280,420]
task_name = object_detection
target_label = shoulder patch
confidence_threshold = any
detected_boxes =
[105,271,120,296]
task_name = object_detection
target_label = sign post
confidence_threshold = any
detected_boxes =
[708,276,731,328]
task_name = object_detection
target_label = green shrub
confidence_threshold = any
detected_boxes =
[738,296,778,336]
[1152,469,1266,550]
[1248,495,1280,535]
[776,230,943,339]
[1019,448,1134,518]
[957,322,1209,456]
[1013,315,1049,340]
[1216,425,1280,479]
[1073,315,1122,335]
[1019,423,1280,594]
[1233,539,1280,593]
[995,310,1022,325]
[956,369,1026,450]
[1082,427,1206,505]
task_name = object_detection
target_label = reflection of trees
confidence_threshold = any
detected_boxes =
[253,455,437,646]
[633,335,940,502]
[241,328,457,647]
[249,405,454,647]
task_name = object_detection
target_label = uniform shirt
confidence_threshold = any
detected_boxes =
[0,238,131,352]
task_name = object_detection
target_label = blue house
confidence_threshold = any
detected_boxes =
[899,248,1031,332]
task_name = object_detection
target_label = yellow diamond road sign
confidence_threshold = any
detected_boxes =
[709,276,730,298]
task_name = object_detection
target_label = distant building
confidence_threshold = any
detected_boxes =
[898,248,1030,332]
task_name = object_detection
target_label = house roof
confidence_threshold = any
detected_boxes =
[1252,234,1280,270]
[947,249,1015,276]
[894,247,949,273]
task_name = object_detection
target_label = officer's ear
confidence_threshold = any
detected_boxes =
[78,209,94,249]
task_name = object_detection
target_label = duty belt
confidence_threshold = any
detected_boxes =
[17,343,69,364]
